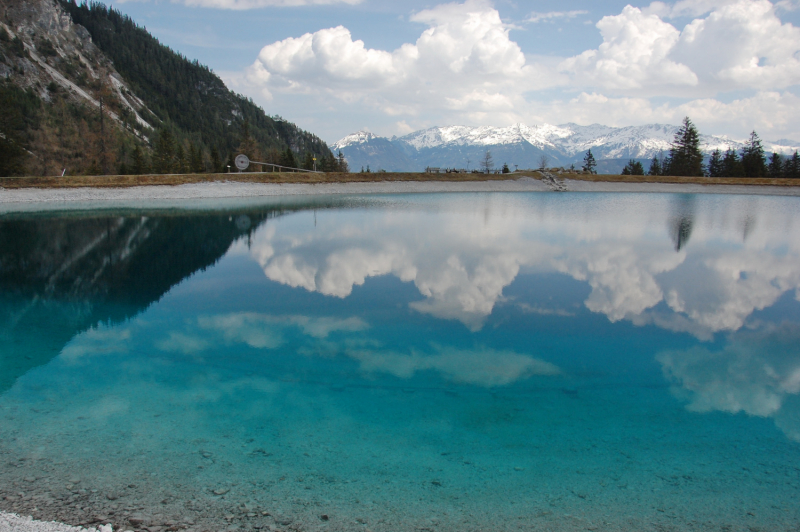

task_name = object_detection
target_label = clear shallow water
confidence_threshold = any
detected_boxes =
[1,192,799,532]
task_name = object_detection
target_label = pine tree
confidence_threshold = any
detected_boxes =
[768,152,783,178]
[648,155,662,176]
[721,148,744,177]
[302,151,315,171]
[707,149,723,177]
[175,143,187,174]
[152,128,175,174]
[621,160,644,175]
[131,144,148,174]
[210,146,222,173]
[582,150,596,174]
[667,117,704,176]
[279,147,297,169]
[741,131,767,177]
[237,119,260,162]
[189,142,205,173]
[784,151,800,179]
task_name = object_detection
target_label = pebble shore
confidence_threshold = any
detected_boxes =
[1,178,799,213]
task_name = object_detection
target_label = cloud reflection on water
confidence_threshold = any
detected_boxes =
[148,311,559,388]
[658,323,800,440]
[238,194,800,338]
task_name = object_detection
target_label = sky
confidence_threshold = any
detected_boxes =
[114,0,800,144]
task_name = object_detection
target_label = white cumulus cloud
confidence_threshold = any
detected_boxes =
[237,0,549,116]
[559,5,698,91]
[561,0,800,96]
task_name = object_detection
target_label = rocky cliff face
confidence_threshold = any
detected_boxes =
[0,0,151,130]
[0,0,154,175]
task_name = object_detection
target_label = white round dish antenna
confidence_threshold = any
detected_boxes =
[234,154,250,171]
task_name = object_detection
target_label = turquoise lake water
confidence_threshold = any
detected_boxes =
[1,192,800,532]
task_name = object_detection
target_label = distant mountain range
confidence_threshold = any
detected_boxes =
[331,124,800,174]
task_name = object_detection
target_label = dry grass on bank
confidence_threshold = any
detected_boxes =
[565,173,800,187]
[1,171,798,189]
[0,171,537,188]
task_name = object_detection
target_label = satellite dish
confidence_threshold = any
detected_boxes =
[234,154,250,171]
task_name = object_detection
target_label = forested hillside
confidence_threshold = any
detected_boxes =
[59,0,333,167]
[0,0,336,176]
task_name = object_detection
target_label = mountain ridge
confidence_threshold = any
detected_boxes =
[332,123,800,173]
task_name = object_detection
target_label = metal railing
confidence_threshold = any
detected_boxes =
[243,161,322,174]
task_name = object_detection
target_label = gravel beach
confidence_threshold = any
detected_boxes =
[0,513,113,532]
[1,178,800,213]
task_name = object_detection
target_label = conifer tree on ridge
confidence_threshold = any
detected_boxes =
[741,131,767,177]
[664,117,704,177]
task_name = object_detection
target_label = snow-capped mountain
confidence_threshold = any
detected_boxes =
[331,123,800,173]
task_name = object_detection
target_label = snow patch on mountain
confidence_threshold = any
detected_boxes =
[331,131,381,150]
[336,123,800,157]
[332,123,800,173]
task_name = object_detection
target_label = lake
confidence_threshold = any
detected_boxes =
[1,192,799,532]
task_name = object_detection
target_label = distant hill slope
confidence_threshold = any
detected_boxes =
[0,0,331,176]
[332,124,800,174]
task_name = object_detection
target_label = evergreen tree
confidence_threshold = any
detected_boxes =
[131,144,148,174]
[175,143,187,174]
[582,150,596,174]
[648,155,662,176]
[237,119,260,162]
[741,131,767,177]
[302,151,315,171]
[621,160,644,175]
[0,118,27,177]
[152,128,175,174]
[321,153,337,172]
[189,143,205,173]
[210,146,222,174]
[502,163,510,174]
[279,147,297,169]
[667,117,704,176]
[721,148,744,177]
[768,152,783,178]
[707,149,723,177]
[784,151,800,179]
